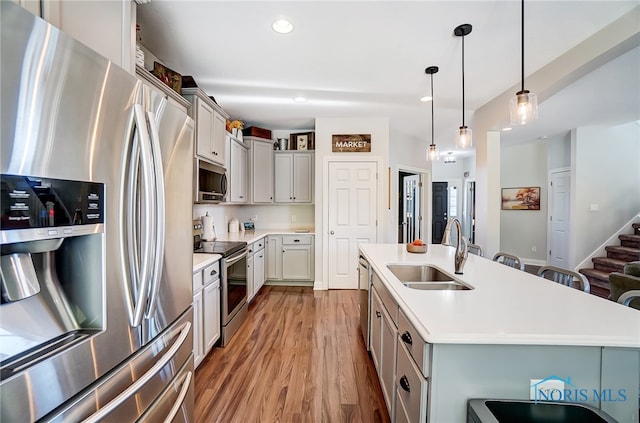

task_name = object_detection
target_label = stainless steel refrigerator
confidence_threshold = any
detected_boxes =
[0,3,195,421]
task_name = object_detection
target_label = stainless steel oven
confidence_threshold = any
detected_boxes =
[221,247,248,346]
[193,220,248,346]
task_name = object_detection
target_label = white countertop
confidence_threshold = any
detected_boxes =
[193,253,222,273]
[214,229,314,244]
[360,243,640,348]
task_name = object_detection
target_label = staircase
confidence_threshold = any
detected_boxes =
[579,223,640,299]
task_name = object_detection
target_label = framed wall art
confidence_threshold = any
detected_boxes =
[501,187,540,210]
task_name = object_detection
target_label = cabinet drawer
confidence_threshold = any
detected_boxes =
[192,270,203,292]
[282,235,311,245]
[372,271,398,326]
[248,237,266,254]
[398,309,431,378]
[396,340,428,423]
[203,262,220,285]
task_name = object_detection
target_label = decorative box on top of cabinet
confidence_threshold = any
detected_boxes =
[182,87,229,167]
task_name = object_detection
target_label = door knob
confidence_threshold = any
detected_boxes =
[330,230,335,235]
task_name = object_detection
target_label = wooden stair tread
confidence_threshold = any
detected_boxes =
[579,268,610,282]
[619,233,640,240]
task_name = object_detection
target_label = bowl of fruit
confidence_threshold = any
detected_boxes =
[406,239,427,254]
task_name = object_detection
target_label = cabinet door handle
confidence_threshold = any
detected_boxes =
[400,375,411,393]
[294,239,300,243]
[401,331,413,345]
[258,255,263,258]
[375,311,381,318]
[210,269,217,276]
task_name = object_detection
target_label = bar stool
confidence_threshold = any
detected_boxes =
[492,252,525,270]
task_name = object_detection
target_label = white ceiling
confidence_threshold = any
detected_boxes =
[137,1,639,158]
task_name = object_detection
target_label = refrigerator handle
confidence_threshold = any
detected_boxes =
[145,109,166,318]
[80,321,191,423]
[163,370,193,423]
[128,104,156,328]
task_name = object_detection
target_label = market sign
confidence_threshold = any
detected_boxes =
[332,134,371,152]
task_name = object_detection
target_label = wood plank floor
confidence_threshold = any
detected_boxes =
[195,286,390,423]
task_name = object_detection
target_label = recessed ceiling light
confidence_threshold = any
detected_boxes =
[293,96,307,102]
[502,127,512,131]
[272,19,294,34]
[420,96,432,102]
[538,135,549,140]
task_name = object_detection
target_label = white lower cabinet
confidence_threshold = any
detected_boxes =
[395,341,428,423]
[193,260,221,368]
[247,237,267,302]
[203,278,220,353]
[267,236,282,280]
[267,234,314,282]
[192,289,204,366]
[253,244,266,293]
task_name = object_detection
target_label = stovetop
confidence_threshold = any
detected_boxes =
[193,218,246,257]
[194,240,247,257]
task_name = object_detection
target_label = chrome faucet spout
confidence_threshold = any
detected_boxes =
[442,218,468,274]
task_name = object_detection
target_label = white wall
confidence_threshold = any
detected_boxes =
[500,142,548,262]
[547,132,571,169]
[572,121,640,263]
[314,117,389,289]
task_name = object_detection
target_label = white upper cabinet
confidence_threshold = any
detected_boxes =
[246,137,274,204]
[182,88,229,167]
[274,152,313,203]
[228,136,248,203]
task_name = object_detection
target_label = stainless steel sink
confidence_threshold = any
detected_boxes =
[402,281,471,290]
[387,264,453,282]
[467,399,617,422]
[386,264,473,290]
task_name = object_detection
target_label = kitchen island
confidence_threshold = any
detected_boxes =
[360,243,640,422]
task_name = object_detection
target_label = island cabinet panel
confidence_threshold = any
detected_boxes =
[370,278,398,419]
[396,341,428,423]
[398,309,431,377]
[370,289,383,372]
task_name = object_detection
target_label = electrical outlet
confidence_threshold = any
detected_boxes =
[250,215,257,221]
[532,246,537,252]
[291,215,297,223]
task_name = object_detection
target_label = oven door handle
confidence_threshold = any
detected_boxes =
[224,249,247,266]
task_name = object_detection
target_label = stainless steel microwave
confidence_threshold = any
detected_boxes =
[194,158,227,203]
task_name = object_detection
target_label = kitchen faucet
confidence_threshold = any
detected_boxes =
[441,218,468,274]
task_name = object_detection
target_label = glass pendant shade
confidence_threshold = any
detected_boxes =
[510,90,538,125]
[456,126,472,149]
[427,144,439,161]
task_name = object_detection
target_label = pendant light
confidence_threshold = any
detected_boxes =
[510,0,538,125]
[454,24,472,149]
[425,66,439,161]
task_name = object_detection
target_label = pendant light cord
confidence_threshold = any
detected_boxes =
[461,33,466,127]
[521,0,525,92]
[430,73,435,146]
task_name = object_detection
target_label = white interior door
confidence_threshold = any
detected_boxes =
[328,161,378,289]
[548,170,571,268]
